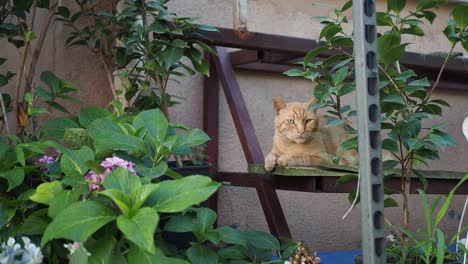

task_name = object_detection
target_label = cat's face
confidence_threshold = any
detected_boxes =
[273,96,319,143]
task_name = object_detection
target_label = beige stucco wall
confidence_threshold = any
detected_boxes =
[1,0,467,252]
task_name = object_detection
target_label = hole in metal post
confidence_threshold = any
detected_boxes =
[365,24,376,43]
[368,77,378,95]
[366,51,376,69]
[374,210,383,229]
[371,157,381,176]
[364,0,375,17]
[370,131,380,149]
[369,104,379,122]
[372,184,382,203]
[375,237,385,256]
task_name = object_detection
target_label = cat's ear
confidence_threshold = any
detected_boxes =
[306,98,318,113]
[273,96,286,114]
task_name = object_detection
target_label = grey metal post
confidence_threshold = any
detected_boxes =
[352,0,386,263]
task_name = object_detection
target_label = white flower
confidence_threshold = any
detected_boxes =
[63,242,80,255]
[20,237,43,264]
[0,237,22,264]
[284,261,292,264]
[387,234,396,242]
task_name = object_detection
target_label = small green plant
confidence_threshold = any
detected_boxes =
[386,174,468,264]
[285,0,468,232]
[57,0,217,117]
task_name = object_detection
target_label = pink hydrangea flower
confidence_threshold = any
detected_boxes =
[84,155,137,192]
[35,150,61,172]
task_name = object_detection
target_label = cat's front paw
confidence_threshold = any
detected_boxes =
[264,153,278,172]
[277,155,294,167]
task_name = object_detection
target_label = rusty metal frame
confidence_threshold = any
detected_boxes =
[200,27,468,240]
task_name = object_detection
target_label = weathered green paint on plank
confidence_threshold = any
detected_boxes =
[248,164,467,180]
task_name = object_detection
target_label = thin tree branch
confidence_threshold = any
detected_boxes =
[13,0,37,132]
[24,1,57,95]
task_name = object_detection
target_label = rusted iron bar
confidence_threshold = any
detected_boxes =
[218,172,468,194]
[213,47,292,238]
[203,53,220,222]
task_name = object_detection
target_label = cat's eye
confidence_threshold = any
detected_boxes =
[287,119,295,124]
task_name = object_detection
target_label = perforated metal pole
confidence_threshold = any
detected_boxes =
[353,0,386,263]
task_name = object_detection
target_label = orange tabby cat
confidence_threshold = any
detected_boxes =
[264,96,358,171]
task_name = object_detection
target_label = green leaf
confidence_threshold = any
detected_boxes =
[332,66,349,86]
[0,204,7,229]
[30,181,63,205]
[436,228,446,264]
[117,207,159,254]
[79,107,112,128]
[382,139,399,153]
[325,117,346,128]
[215,226,247,246]
[395,70,416,80]
[102,167,141,195]
[377,31,407,66]
[48,190,80,219]
[382,160,399,171]
[320,24,342,41]
[41,201,116,246]
[88,118,145,153]
[128,246,189,264]
[131,184,160,210]
[186,244,218,264]
[283,69,305,77]
[388,0,406,13]
[41,117,80,139]
[434,174,468,228]
[163,47,184,68]
[384,198,398,207]
[303,47,327,67]
[60,146,94,184]
[193,207,217,234]
[133,109,168,141]
[99,189,131,215]
[19,212,49,236]
[407,77,431,87]
[377,12,393,26]
[341,0,352,11]
[40,71,60,94]
[135,162,168,180]
[401,25,425,36]
[170,128,210,153]
[245,230,280,250]
[336,174,358,184]
[338,83,355,96]
[417,0,447,10]
[146,175,221,213]
[88,236,126,264]
[164,214,195,232]
[340,136,358,151]
[453,4,468,28]
[0,167,25,191]
[423,11,437,23]
[382,94,405,105]
[313,83,331,103]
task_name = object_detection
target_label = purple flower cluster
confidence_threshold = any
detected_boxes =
[84,156,137,192]
[35,151,61,172]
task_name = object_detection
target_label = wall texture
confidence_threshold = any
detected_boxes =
[1,0,467,252]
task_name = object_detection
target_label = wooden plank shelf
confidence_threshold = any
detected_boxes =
[248,164,468,180]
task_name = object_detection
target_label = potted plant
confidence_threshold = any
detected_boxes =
[283,0,468,262]
[55,0,217,170]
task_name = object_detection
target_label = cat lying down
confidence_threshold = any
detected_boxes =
[264,96,359,172]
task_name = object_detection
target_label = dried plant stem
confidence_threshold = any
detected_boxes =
[0,92,10,134]
[98,51,117,100]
